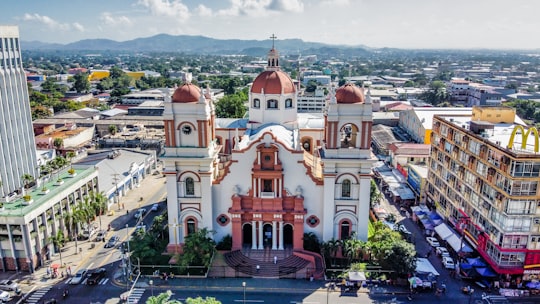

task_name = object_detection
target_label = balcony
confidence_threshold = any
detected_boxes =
[260,192,275,199]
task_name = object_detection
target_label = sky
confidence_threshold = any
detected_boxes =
[1,0,540,50]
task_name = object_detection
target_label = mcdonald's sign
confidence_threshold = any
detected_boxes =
[507,125,540,153]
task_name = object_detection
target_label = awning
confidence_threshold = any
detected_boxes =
[475,267,497,278]
[416,258,440,276]
[434,223,454,240]
[446,234,473,253]
[467,257,487,267]
[348,271,366,281]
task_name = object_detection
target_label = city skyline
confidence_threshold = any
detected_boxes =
[1,0,539,50]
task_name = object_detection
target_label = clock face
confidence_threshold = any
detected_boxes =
[182,125,192,135]
[303,141,310,150]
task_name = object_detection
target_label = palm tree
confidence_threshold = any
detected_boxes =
[49,231,65,266]
[66,151,75,169]
[323,238,342,267]
[53,138,63,151]
[21,173,34,195]
[146,290,182,304]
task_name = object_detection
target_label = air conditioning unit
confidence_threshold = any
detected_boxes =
[534,218,540,225]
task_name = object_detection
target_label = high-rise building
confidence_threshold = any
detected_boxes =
[425,106,540,278]
[0,26,38,198]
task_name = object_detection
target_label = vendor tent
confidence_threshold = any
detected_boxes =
[416,258,440,276]
[446,234,473,253]
[348,271,366,282]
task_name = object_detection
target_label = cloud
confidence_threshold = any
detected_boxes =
[268,0,304,12]
[194,4,213,17]
[100,12,133,26]
[137,0,190,20]
[22,13,83,31]
[72,22,85,32]
[217,0,304,16]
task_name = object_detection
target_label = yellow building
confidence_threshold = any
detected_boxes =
[89,70,110,81]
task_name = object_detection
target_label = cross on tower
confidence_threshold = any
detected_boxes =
[270,34,277,49]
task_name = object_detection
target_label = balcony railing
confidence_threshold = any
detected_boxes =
[260,192,275,198]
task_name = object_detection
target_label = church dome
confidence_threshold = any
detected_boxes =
[250,70,296,95]
[172,83,201,103]
[335,83,364,104]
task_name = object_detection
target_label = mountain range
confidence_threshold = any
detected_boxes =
[21,33,371,57]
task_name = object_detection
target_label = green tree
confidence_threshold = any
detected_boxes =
[419,80,448,105]
[305,80,318,93]
[215,94,246,118]
[41,77,61,93]
[378,240,416,276]
[21,173,34,190]
[177,228,216,268]
[185,297,221,304]
[53,138,64,150]
[303,232,321,253]
[49,231,66,267]
[109,125,118,135]
[146,290,181,304]
[72,72,91,93]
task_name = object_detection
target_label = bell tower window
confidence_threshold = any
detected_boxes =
[342,179,351,198]
[185,177,195,196]
[253,98,260,108]
[285,98,292,108]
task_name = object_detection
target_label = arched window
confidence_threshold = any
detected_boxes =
[340,220,351,240]
[253,98,260,108]
[285,98,293,108]
[185,177,195,196]
[342,179,351,198]
[267,99,278,109]
[187,218,196,235]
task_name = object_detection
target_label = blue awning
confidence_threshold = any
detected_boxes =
[475,267,497,278]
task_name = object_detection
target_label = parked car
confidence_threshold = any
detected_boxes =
[104,235,119,248]
[442,256,455,269]
[436,247,450,257]
[426,237,440,247]
[95,230,107,242]
[86,268,107,285]
[0,280,18,292]
[70,269,88,284]
[150,203,160,212]
[0,291,10,303]
[134,208,147,219]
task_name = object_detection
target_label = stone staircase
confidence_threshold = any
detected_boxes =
[223,248,311,278]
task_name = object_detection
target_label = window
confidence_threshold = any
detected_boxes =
[340,220,351,240]
[285,98,292,108]
[342,179,351,198]
[185,177,195,196]
[182,125,192,135]
[306,215,320,228]
[253,98,260,108]
[267,99,278,109]
[216,214,230,226]
[187,219,196,235]
[263,179,273,192]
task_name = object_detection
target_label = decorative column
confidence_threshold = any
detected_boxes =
[258,220,264,250]
[272,221,277,250]
[278,221,284,250]
[251,221,257,250]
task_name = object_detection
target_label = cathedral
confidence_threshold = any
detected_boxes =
[162,42,375,257]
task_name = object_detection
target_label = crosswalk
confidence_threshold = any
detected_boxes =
[127,288,145,304]
[26,286,52,304]
[64,278,110,285]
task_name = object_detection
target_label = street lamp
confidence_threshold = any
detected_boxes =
[149,279,154,296]
[242,281,246,304]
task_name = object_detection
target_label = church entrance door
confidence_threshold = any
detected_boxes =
[263,223,273,248]
[242,223,253,248]
[283,224,293,248]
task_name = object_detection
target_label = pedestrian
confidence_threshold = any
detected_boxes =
[274,256,277,264]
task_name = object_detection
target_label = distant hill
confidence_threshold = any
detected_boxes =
[21,34,369,56]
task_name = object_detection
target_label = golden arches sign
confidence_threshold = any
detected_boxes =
[507,125,540,153]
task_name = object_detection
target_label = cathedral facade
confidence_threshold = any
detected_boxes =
[162,45,375,254]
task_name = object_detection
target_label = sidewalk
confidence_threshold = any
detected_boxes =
[14,165,167,289]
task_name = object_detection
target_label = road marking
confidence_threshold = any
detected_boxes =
[82,278,88,285]
[26,286,52,304]
[100,278,109,285]
[233,300,264,303]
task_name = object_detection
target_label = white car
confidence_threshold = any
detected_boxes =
[426,237,440,247]
[69,269,87,284]
[0,291,10,303]
[150,203,160,212]
[442,256,455,269]
[0,280,18,292]
[436,247,450,257]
